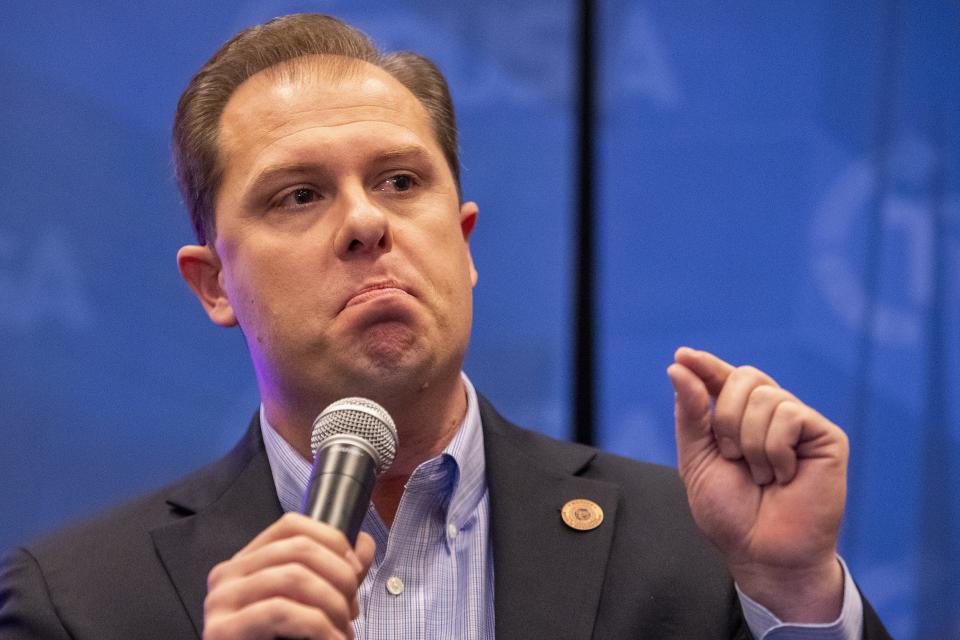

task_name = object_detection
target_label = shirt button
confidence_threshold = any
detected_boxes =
[447,523,458,539]
[386,575,404,596]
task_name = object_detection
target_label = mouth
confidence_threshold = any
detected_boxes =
[343,281,413,310]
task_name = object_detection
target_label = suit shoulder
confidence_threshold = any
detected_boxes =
[20,420,260,563]
[478,394,685,495]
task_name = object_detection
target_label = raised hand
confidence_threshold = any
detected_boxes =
[203,513,375,640]
[667,347,848,622]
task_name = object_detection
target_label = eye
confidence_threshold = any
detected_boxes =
[275,187,321,209]
[378,174,416,193]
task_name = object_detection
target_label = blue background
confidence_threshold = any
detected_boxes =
[1,2,957,637]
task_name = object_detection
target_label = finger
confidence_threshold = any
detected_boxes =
[348,533,376,619]
[712,365,780,460]
[206,563,353,632]
[209,534,360,597]
[673,347,736,397]
[354,533,376,581]
[766,400,806,484]
[204,597,348,640]
[236,513,352,560]
[739,385,795,485]
[768,402,849,483]
[668,362,713,470]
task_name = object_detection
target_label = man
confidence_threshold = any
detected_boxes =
[0,14,890,639]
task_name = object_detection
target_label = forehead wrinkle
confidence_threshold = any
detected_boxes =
[257,103,414,137]
[221,103,426,188]
[220,86,427,166]
[217,60,441,206]
[237,117,432,178]
[253,84,411,124]
[222,93,414,146]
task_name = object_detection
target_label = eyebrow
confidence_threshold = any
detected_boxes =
[376,144,432,164]
[245,144,434,196]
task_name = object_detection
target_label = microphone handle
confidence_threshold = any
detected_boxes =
[301,442,377,545]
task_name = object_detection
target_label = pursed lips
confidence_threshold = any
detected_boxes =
[343,281,413,310]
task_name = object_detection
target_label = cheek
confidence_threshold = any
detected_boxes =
[427,239,475,319]
[412,225,471,288]
[221,251,296,325]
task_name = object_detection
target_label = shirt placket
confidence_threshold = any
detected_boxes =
[356,459,453,640]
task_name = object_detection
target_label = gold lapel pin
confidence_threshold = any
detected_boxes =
[561,498,604,531]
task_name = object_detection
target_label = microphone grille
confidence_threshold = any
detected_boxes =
[310,397,398,474]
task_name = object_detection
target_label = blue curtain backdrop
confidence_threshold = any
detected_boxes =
[1,2,956,638]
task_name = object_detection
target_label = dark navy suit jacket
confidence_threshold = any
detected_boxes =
[0,396,890,639]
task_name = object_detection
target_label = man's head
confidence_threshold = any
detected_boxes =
[173,13,461,245]
[175,14,479,429]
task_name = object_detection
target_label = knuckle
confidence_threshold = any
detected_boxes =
[207,561,229,588]
[736,365,777,387]
[747,383,778,406]
[260,596,293,627]
[321,562,356,596]
[334,571,359,599]
[203,616,240,640]
[835,427,850,452]
[278,562,312,590]
[288,534,318,555]
[732,365,759,382]
[204,588,225,616]
[774,399,803,422]
[279,512,303,529]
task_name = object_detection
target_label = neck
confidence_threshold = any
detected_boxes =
[264,371,469,527]
[371,374,468,524]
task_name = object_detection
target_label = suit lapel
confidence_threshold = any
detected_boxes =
[150,416,283,637]
[481,397,619,640]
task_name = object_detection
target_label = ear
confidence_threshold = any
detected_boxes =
[459,201,479,287]
[176,244,238,327]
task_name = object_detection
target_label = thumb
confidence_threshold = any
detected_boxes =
[667,362,715,469]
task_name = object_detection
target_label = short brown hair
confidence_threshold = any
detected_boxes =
[172,13,460,244]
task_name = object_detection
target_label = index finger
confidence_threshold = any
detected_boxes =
[674,347,736,397]
[236,512,352,559]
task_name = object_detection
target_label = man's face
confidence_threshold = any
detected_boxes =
[185,58,478,411]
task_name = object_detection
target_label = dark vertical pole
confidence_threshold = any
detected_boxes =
[916,113,956,639]
[573,0,596,446]
[846,0,901,559]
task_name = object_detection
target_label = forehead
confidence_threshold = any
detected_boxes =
[218,56,437,171]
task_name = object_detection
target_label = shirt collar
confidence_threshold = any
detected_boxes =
[260,372,486,529]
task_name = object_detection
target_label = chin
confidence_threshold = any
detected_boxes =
[351,323,429,377]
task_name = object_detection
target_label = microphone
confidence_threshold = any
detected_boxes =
[301,397,399,545]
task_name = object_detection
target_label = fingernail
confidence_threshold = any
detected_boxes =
[718,437,740,458]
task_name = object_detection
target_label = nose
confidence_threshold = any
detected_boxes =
[334,187,393,258]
